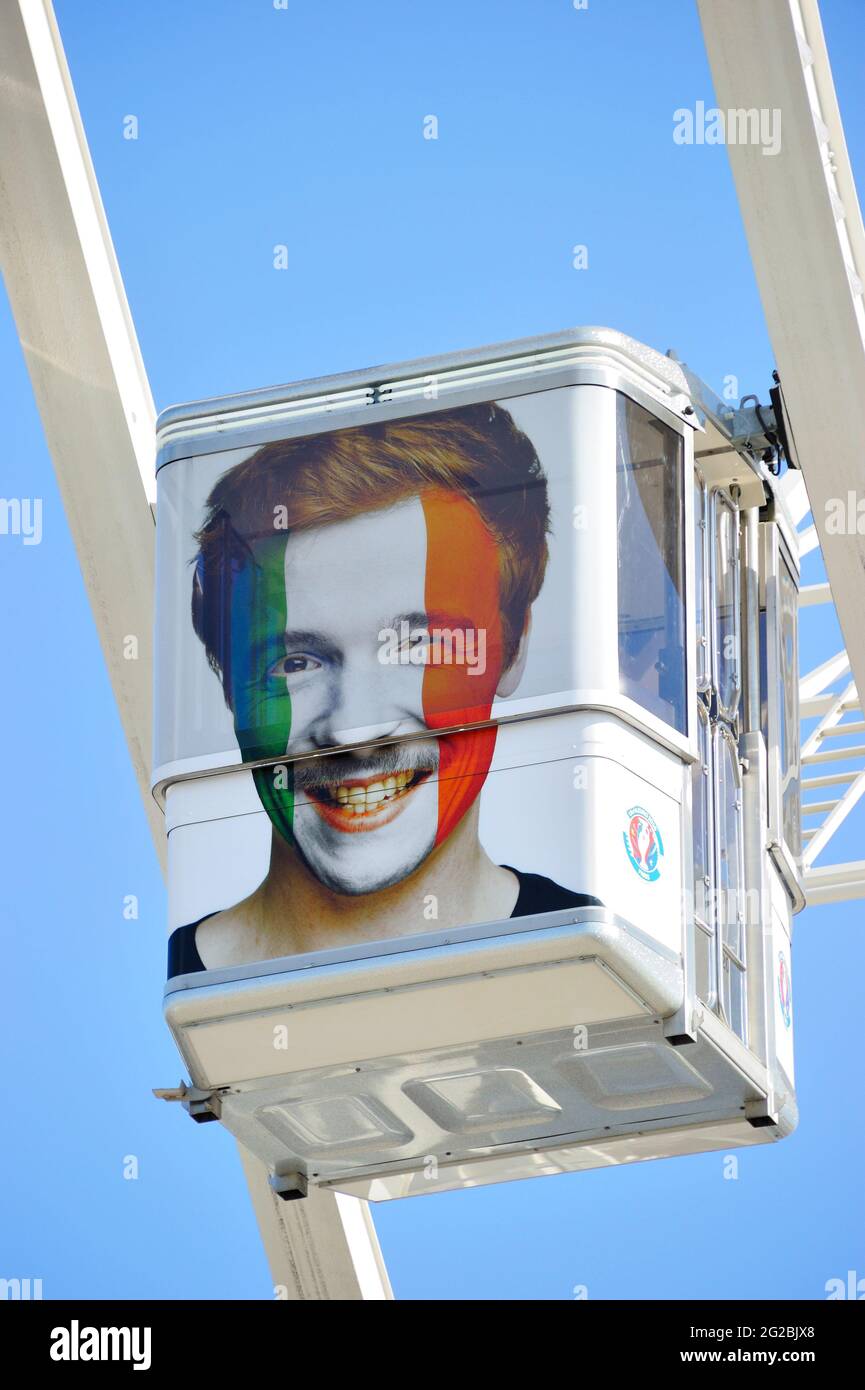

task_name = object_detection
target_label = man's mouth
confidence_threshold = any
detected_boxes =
[305,768,433,833]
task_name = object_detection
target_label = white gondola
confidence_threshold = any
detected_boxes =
[153,327,802,1201]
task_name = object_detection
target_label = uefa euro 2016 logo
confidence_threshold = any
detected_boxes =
[623,806,664,882]
[778,952,792,1028]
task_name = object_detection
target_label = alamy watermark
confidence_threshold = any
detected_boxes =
[1,1276,42,1299]
[825,1270,864,1300]
[50,1321,151,1370]
[378,621,487,676]
[674,101,781,158]
[0,497,42,545]
[825,491,865,534]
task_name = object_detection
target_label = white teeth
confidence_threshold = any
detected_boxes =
[326,771,418,813]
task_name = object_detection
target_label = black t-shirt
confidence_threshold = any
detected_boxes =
[167,866,601,978]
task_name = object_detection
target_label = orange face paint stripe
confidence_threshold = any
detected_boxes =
[420,490,503,845]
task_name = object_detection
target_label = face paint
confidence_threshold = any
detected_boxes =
[227,532,295,842]
[420,490,504,844]
[268,500,437,896]
[226,492,507,879]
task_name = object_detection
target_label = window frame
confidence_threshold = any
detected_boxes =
[710,486,742,727]
[617,391,692,739]
[692,698,717,1010]
[713,720,748,1045]
[694,468,711,695]
[762,522,805,906]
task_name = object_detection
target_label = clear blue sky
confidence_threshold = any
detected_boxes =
[1,0,862,1300]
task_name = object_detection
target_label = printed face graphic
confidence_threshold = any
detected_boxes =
[226,491,509,894]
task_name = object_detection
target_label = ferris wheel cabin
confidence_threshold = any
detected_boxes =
[153,327,802,1200]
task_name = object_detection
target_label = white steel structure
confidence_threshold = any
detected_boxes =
[0,0,390,1302]
[698,0,865,904]
[0,0,861,1297]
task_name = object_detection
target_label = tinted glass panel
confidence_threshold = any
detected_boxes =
[695,923,716,1009]
[713,493,740,721]
[694,475,709,690]
[716,725,744,962]
[692,702,712,927]
[617,395,686,733]
[778,551,802,859]
[722,954,748,1045]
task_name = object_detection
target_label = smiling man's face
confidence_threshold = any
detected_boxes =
[228,491,511,895]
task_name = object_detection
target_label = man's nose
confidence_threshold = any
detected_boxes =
[310,663,405,749]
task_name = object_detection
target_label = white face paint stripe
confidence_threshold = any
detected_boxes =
[283,498,440,894]
[281,497,429,750]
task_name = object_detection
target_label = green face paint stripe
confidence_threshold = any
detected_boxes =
[253,763,295,843]
[228,531,295,841]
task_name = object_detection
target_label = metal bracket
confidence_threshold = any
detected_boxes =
[153,1080,222,1124]
[664,1004,703,1046]
[270,1171,309,1202]
[744,1096,780,1129]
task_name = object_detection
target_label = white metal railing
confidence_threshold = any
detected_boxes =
[796,520,865,899]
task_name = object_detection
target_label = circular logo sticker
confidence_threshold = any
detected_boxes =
[778,952,792,1029]
[623,806,664,882]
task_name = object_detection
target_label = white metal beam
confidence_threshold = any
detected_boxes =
[802,768,858,789]
[776,468,812,527]
[799,582,832,608]
[238,1149,392,1301]
[804,860,865,905]
[800,676,865,866]
[0,0,390,1301]
[803,768,865,868]
[0,0,162,856]
[800,650,850,703]
[697,0,865,709]
[801,679,857,759]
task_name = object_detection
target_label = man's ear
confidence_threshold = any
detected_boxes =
[496,613,531,698]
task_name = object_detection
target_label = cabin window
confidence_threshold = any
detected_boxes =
[616,394,686,734]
